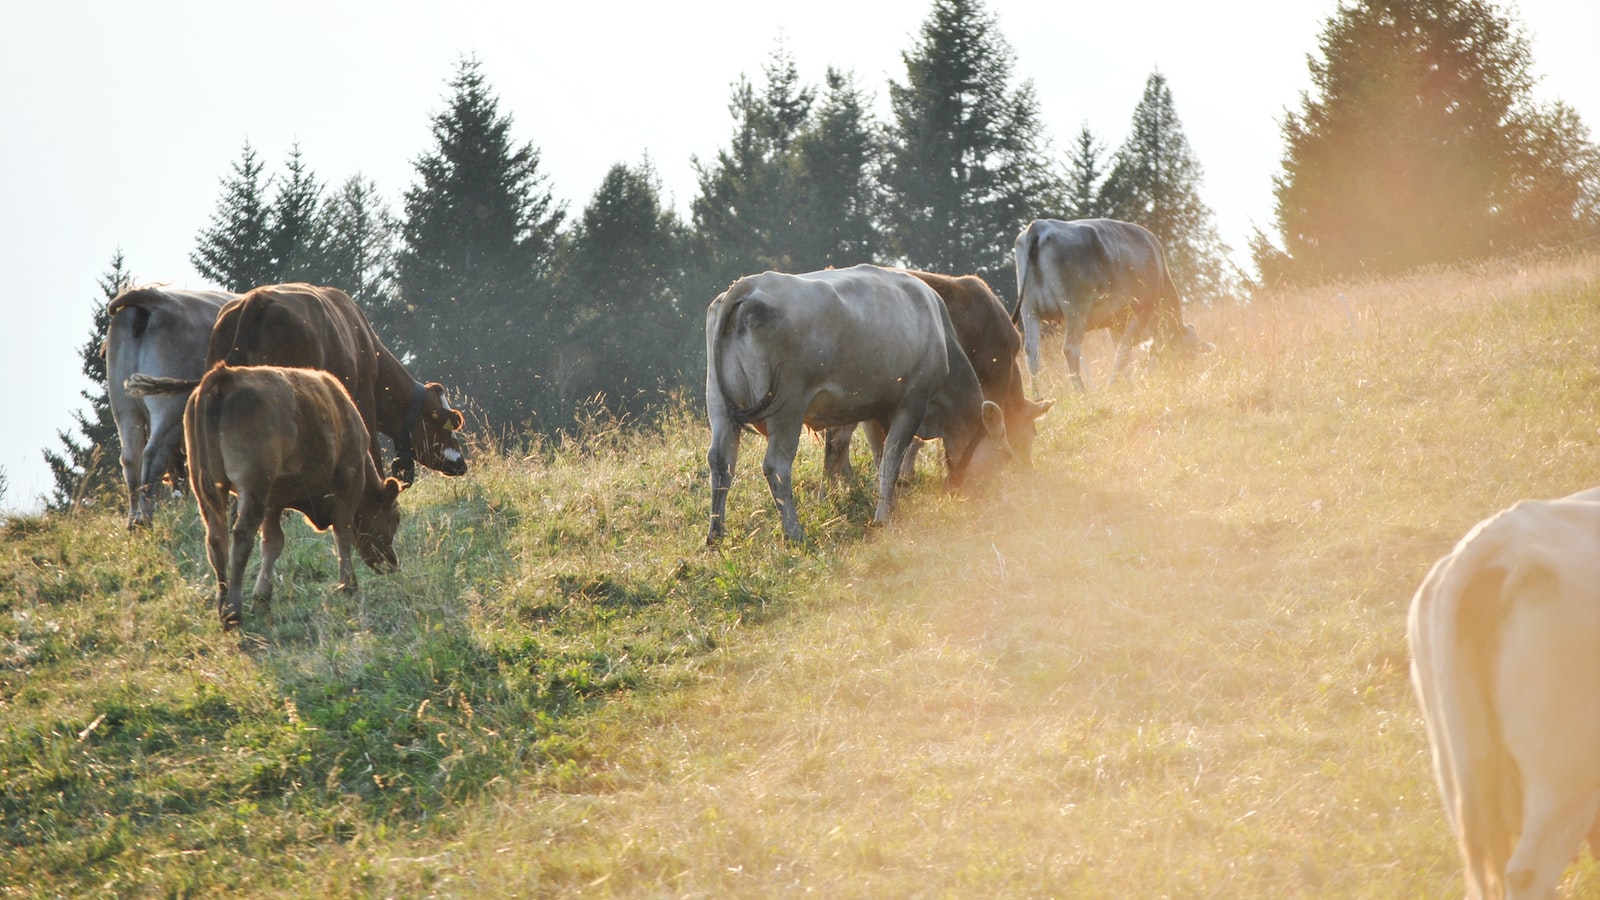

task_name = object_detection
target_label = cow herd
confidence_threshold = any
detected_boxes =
[100,217,1596,895]
[116,282,468,629]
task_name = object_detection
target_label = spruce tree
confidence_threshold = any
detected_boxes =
[549,159,690,426]
[267,143,328,283]
[44,252,131,513]
[394,56,565,437]
[791,68,886,271]
[1101,72,1236,302]
[1063,123,1109,220]
[688,45,815,302]
[1274,0,1600,277]
[883,0,1061,300]
[191,142,276,292]
[319,175,398,309]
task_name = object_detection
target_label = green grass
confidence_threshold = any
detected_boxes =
[3,250,1599,897]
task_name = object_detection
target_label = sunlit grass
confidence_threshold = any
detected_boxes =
[2,249,1598,897]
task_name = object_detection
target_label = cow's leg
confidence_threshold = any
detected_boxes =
[224,492,266,630]
[1107,316,1143,386]
[1022,313,1043,381]
[760,417,806,544]
[1060,314,1091,392]
[135,425,183,525]
[1497,598,1600,899]
[331,520,359,594]
[120,417,150,529]
[858,419,916,485]
[705,412,742,546]
[252,510,285,607]
[873,404,926,527]
[197,492,231,621]
[821,425,856,494]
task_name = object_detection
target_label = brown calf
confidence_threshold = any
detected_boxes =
[184,364,403,630]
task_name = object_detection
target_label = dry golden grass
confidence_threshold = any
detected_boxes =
[310,250,1600,897]
[4,250,1597,898]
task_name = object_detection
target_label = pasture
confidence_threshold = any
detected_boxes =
[3,250,1598,897]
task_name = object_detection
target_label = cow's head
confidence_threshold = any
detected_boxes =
[1005,395,1055,468]
[950,400,1014,492]
[1157,321,1213,358]
[410,382,469,477]
[355,477,404,573]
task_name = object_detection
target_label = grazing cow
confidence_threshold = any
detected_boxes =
[823,269,1054,484]
[706,264,1013,545]
[1013,217,1210,391]
[206,283,468,485]
[183,364,403,630]
[1407,487,1600,899]
[104,286,235,528]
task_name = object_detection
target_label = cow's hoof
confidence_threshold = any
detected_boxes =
[220,609,242,631]
[335,581,357,595]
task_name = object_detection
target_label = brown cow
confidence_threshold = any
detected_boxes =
[206,283,467,485]
[184,364,403,630]
[823,269,1053,483]
[1408,486,1600,899]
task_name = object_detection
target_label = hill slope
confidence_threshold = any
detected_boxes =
[3,250,1598,897]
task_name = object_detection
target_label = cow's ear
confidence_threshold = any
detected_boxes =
[383,477,405,498]
[1028,397,1055,420]
[981,400,1006,437]
[448,409,465,431]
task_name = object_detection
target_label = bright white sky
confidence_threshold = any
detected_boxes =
[2,0,1595,512]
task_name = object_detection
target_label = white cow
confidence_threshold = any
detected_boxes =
[705,264,1012,545]
[1408,487,1600,899]
[105,286,235,528]
[1013,217,1209,391]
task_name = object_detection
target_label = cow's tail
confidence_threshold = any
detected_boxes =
[1410,526,1518,897]
[124,373,203,398]
[1012,224,1039,327]
[708,283,781,426]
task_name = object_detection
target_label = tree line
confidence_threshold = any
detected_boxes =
[38,0,1600,512]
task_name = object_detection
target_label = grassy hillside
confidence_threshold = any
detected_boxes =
[3,250,1598,897]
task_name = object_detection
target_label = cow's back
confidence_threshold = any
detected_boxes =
[207,284,376,401]
[710,266,949,428]
[1037,220,1165,323]
[187,365,369,512]
[108,288,231,391]
[907,271,1020,399]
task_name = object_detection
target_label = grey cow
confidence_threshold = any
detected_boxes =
[705,264,1013,545]
[1012,217,1209,391]
[105,286,235,528]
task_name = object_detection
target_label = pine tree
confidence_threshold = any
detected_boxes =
[43,252,131,513]
[394,56,565,437]
[191,142,275,292]
[1274,0,1600,277]
[883,0,1062,301]
[549,159,690,426]
[267,143,328,283]
[1101,72,1236,301]
[1063,123,1109,220]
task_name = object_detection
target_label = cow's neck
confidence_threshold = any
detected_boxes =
[372,351,420,441]
[928,352,988,486]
